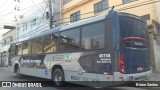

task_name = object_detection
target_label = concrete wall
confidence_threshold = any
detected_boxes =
[2,29,16,66]
[0,36,3,66]
[3,29,16,45]
[17,0,49,41]
[153,40,160,73]
[155,0,160,23]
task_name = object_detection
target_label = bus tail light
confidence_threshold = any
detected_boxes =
[123,37,147,42]
[123,37,147,48]
[119,55,126,74]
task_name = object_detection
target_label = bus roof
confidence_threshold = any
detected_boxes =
[60,14,107,31]
[31,25,63,39]
[16,25,63,43]
[16,13,108,43]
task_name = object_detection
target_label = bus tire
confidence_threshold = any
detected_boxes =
[16,66,21,78]
[52,68,65,87]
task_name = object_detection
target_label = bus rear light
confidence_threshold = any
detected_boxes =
[137,66,143,71]
[107,72,111,75]
[123,37,147,42]
[119,55,126,74]
[123,37,147,48]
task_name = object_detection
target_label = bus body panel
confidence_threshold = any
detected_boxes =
[119,15,151,74]
[11,10,152,87]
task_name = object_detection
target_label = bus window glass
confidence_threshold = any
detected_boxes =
[82,22,105,50]
[10,43,16,57]
[16,43,22,55]
[60,28,80,51]
[119,16,149,48]
[43,34,58,53]
[32,37,43,54]
[22,41,32,55]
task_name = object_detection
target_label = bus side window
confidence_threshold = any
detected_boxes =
[22,41,32,55]
[32,37,43,54]
[82,21,105,50]
[60,28,80,51]
[43,34,58,53]
[84,38,92,49]
[16,43,22,55]
[93,41,100,49]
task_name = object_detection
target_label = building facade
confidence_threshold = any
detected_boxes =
[0,36,3,66]
[155,0,160,23]
[62,0,158,27]
[16,0,61,42]
[2,29,16,66]
[61,0,159,71]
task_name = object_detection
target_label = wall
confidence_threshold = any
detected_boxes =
[0,35,3,66]
[2,29,16,66]
[155,0,160,23]
[17,0,50,41]
[62,0,157,26]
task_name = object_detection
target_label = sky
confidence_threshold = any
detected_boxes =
[0,0,15,35]
[0,0,44,35]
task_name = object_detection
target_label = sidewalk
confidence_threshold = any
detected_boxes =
[147,73,160,81]
[0,66,13,72]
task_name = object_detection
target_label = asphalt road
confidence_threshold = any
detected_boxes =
[0,67,160,90]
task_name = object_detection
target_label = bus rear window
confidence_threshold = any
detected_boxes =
[119,16,149,48]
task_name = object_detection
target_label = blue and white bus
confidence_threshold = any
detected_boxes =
[10,10,152,87]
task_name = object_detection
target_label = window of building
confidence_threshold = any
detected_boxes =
[23,23,27,31]
[63,0,71,4]
[122,0,135,4]
[43,34,58,53]
[60,29,80,51]
[22,41,32,55]
[31,18,36,28]
[32,37,43,54]
[94,0,109,14]
[70,11,80,22]
[82,22,105,50]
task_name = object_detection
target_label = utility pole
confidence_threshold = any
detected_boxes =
[49,0,53,28]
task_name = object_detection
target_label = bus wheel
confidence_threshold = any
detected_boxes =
[52,68,65,87]
[16,66,21,78]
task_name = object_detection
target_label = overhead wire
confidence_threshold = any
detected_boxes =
[16,0,49,25]
[6,0,160,25]
[15,0,50,41]
[31,0,44,13]
[2,0,160,43]
[55,0,160,24]
[0,0,49,17]
[0,0,10,11]
[0,0,16,21]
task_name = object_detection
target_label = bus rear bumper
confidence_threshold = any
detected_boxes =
[122,70,152,81]
[113,70,152,86]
